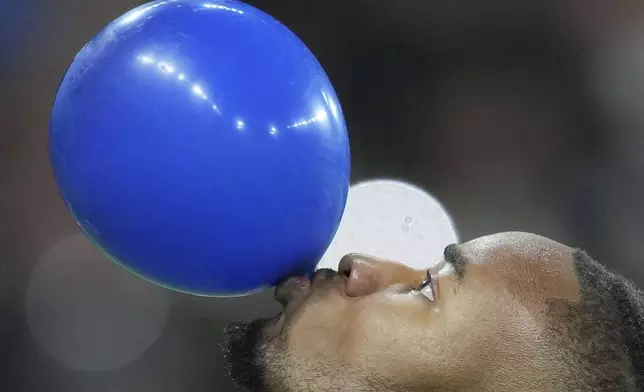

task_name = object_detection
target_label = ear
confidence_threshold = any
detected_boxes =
[318,179,459,271]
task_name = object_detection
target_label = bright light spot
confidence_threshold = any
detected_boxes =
[203,3,244,14]
[322,91,338,118]
[315,109,328,121]
[212,104,220,113]
[192,84,208,99]
[322,91,330,105]
[288,117,316,129]
[317,179,459,271]
[321,91,339,118]
[122,9,147,24]
[178,73,186,81]
[236,120,245,130]
[269,126,278,135]
[287,108,330,129]
[158,62,174,73]
[192,85,204,95]
[139,55,155,64]
[329,102,339,118]
[287,119,306,128]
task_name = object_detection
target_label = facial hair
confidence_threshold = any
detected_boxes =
[222,318,271,391]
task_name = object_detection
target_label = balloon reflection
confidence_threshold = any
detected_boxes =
[137,54,221,114]
[321,90,340,120]
[287,108,329,129]
[136,55,341,136]
[202,3,245,14]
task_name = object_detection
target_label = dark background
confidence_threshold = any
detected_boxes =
[3,0,644,390]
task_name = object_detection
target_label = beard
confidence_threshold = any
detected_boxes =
[222,318,271,392]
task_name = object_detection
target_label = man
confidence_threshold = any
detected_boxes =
[224,232,644,391]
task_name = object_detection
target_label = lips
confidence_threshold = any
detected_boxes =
[273,276,311,306]
[274,269,345,306]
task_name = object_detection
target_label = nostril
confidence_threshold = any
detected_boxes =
[338,254,354,278]
[338,254,381,297]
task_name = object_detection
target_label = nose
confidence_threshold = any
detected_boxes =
[338,253,424,297]
[338,254,379,297]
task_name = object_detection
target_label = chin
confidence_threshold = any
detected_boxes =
[223,318,271,392]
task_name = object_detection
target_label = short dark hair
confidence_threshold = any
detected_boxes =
[546,250,644,391]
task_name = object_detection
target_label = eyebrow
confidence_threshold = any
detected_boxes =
[443,244,467,281]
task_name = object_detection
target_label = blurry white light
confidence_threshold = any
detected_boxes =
[203,3,244,14]
[139,55,155,64]
[192,84,208,99]
[192,85,203,95]
[26,234,170,371]
[317,179,459,271]
[315,109,328,121]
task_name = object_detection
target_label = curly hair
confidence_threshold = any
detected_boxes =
[546,250,644,391]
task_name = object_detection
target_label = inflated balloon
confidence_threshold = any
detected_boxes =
[50,0,350,296]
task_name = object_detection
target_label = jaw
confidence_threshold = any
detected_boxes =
[222,271,351,392]
[223,318,271,392]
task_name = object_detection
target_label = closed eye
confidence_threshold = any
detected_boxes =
[414,270,436,301]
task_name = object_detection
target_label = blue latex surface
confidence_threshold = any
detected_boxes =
[50,0,350,296]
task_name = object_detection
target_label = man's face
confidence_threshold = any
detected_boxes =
[225,232,586,392]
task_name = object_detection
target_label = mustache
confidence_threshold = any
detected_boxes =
[222,318,270,392]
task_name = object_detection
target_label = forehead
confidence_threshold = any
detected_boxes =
[461,232,574,263]
[458,232,581,302]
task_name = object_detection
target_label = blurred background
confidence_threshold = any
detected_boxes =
[3,0,644,390]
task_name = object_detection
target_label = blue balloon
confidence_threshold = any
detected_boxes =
[50,0,350,296]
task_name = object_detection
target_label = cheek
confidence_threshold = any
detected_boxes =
[286,297,359,358]
[343,297,438,365]
[431,289,544,371]
[361,289,535,369]
[285,295,425,368]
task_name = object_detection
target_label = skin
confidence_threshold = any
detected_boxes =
[226,232,604,392]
